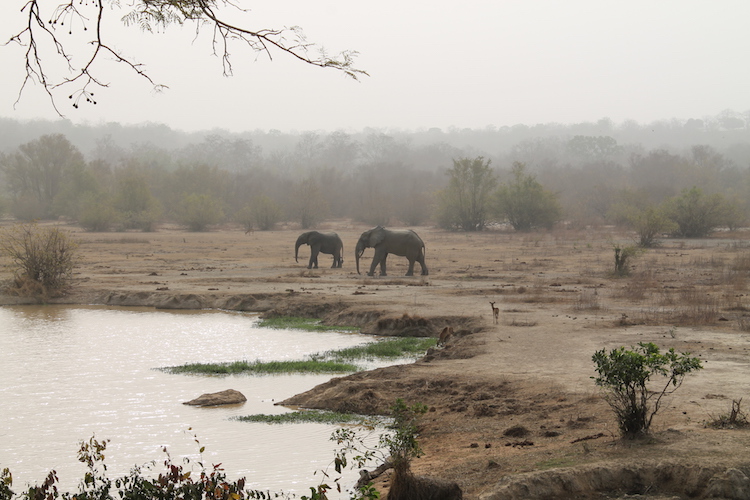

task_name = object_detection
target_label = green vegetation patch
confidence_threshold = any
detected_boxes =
[160,336,436,376]
[234,410,373,425]
[327,337,437,360]
[160,359,358,375]
[257,316,359,332]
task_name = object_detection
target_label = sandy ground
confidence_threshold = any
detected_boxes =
[2,220,750,499]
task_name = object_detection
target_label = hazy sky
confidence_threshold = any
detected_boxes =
[1,1,749,133]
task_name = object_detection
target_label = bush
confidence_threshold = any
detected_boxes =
[662,186,728,238]
[177,193,224,231]
[78,194,119,232]
[436,156,497,231]
[1,436,275,500]
[0,223,79,297]
[250,195,282,231]
[625,206,677,247]
[494,162,561,231]
[592,342,702,438]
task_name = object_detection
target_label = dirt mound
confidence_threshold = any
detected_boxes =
[479,462,750,500]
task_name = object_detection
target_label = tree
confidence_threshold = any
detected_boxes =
[662,186,728,238]
[1,134,85,219]
[113,171,162,231]
[7,0,366,114]
[289,178,329,229]
[250,194,282,230]
[592,342,702,438]
[494,162,561,231]
[177,193,224,231]
[437,156,497,231]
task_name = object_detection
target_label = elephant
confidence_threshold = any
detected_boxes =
[295,231,344,269]
[355,226,428,276]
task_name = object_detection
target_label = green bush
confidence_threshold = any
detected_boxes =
[592,342,702,438]
[177,193,224,231]
[662,186,728,238]
[494,162,561,231]
[436,156,496,231]
[625,206,677,247]
[78,194,119,232]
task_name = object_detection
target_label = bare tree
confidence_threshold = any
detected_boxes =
[6,0,367,114]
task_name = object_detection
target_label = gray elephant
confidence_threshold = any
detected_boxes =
[355,226,428,276]
[295,231,344,269]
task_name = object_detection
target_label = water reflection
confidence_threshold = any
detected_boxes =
[0,306,382,497]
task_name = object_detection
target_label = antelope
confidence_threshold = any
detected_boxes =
[438,326,454,346]
[490,301,499,324]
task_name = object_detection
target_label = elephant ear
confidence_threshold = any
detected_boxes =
[369,227,386,246]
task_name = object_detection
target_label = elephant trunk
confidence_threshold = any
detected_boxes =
[355,241,366,274]
[295,234,308,263]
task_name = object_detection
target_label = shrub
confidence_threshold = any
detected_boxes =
[493,162,561,231]
[662,186,728,238]
[177,193,224,231]
[0,223,79,297]
[250,195,282,231]
[436,156,497,231]
[625,206,677,247]
[592,342,702,438]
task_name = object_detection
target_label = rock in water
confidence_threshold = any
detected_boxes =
[183,389,247,406]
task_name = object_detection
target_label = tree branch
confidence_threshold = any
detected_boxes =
[6,0,366,115]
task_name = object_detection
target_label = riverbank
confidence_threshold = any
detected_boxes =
[2,220,750,498]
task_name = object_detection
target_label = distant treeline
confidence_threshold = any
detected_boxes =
[0,111,748,236]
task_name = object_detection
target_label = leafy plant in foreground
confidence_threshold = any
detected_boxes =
[592,342,702,438]
[0,223,79,297]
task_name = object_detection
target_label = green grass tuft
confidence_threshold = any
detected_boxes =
[257,316,359,332]
[327,337,437,360]
[234,410,375,425]
[160,359,358,375]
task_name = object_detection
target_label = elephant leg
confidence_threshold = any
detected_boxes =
[309,248,320,269]
[405,259,415,276]
[420,258,428,276]
[369,250,387,276]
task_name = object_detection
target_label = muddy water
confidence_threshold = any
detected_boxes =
[0,306,384,496]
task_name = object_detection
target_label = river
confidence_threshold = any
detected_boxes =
[0,305,389,497]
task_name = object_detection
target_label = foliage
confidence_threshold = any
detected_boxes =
[10,0,365,114]
[325,399,428,500]
[612,244,642,276]
[0,134,86,218]
[234,410,370,425]
[566,135,623,162]
[250,195,282,231]
[380,399,428,473]
[624,206,677,247]
[661,186,729,238]
[162,359,358,375]
[176,193,224,232]
[327,338,437,360]
[0,468,13,500]
[592,342,702,438]
[113,172,162,231]
[78,194,119,232]
[2,435,281,500]
[289,178,329,229]
[0,223,79,297]
[494,162,562,231]
[436,156,497,231]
